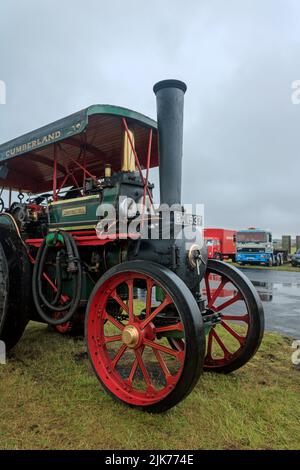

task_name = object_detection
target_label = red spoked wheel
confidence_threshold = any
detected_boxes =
[85,260,205,413]
[202,260,264,373]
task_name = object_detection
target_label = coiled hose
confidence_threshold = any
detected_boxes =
[32,231,82,325]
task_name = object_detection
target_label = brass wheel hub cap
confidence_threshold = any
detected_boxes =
[122,325,140,348]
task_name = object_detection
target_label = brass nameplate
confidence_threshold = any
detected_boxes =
[62,206,86,217]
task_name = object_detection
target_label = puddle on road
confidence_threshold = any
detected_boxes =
[243,274,300,337]
[250,280,300,303]
[199,271,300,337]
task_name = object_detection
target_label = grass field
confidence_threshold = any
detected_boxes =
[0,322,299,450]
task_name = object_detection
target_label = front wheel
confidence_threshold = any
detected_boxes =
[202,260,264,373]
[85,261,205,413]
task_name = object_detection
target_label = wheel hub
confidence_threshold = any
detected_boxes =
[122,325,140,348]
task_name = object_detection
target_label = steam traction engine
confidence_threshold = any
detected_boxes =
[0,81,264,412]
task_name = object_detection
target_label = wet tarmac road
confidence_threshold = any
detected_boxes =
[241,268,300,338]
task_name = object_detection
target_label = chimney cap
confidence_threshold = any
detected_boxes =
[153,79,187,95]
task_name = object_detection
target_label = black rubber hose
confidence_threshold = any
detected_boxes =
[32,231,82,325]
[34,232,81,322]
[37,244,73,311]
[50,250,64,306]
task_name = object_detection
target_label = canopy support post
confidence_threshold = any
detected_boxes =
[56,173,69,196]
[122,118,153,206]
[53,143,58,201]
[141,129,153,228]
[143,128,153,207]
[68,155,98,183]
[83,134,87,195]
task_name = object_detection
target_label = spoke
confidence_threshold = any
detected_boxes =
[128,346,144,386]
[135,348,153,390]
[104,335,122,343]
[205,274,211,302]
[206,329,213,360]
[207,279,227,309]
[146,279,153,317]
[111,344,127,369]
[128,358,138,386]
[221,321,246,345]
[155,322,184,334]
[169,338,185,352]
[143,338,180,359]
[126,280,134,322]
[111,291,129,315]
[153,348,171,381]
[104,312,125,331]
[140,296,173,329]
[214,292,243,312]
[212,329,231,358]
[221,313,249,324]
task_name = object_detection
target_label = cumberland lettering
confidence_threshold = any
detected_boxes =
[5,131,61,158]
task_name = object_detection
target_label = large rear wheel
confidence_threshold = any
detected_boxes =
[202,260,264,373]
[0,232,31,351]
[85,260,205,413]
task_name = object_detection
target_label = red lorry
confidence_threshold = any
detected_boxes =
[204,228,236,261]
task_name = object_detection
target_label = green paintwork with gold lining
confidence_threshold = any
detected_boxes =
[48,186,119,231]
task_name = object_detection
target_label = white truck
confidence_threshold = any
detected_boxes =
[236,228,285,267]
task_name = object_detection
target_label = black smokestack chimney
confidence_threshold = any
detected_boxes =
[153,79,187,207]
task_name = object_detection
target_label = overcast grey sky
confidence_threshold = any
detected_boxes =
[0,0,300,237]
